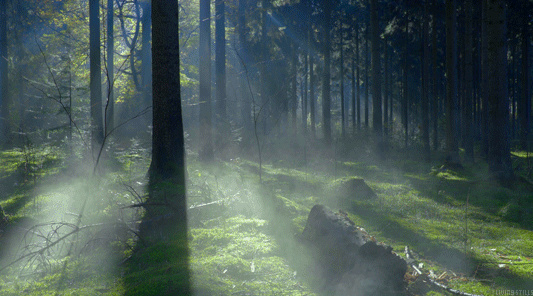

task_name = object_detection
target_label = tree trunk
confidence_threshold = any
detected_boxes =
[432,7,439,151]
[340,18,345,138]
[90,0,104,151]
[310,41,316,139]
[261,0,269,136]
[464,0,474,162]
[351,46,356,132]
[519,13,530,150]
[422,2,430,162]
[0,0,8,145]
[106,0,115,133]
[384,36,389,138]
[481,0,489,157]
[445,0,461,167]
[402,16,409,148]
[291,41,297,137]
[371,0,382,141]
[199,0,213,161]
[149,1,191,292]
[302,205,407,295]
[487,0,513,181]
[141,1,151,125]
[364,22,369,129]
[215,0,227,150]
[322,1,332,145]
[356,26,361,129]
[238,0,252,142]
[303,34,308,135]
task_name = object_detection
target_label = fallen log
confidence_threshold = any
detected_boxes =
[301,204,407,295]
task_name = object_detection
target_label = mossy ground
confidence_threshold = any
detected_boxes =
[0,141,532,295]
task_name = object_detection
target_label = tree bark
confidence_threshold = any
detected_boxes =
[487,0,513,181]
[356,26,361,129]
[322,1,332,145]
[141,1,152,124]
[302,205,407,295]
[90,0,104,152]
[519,12,531,150]
[371,0,382,141]
[303,30,308,135]
[238,0,252,142]
[432,6,439,151]
[199,0,213,161]
[445,0,461,167]
[351,44,356,132]
[364,22,369,129]
[402,15,409,148]
[291,41,297,137]
[106,0,115,133]
[384,36,389,138]
[340,17,345,138]
[481,0,489,157]
[310,37,316,139]
[215,0,227,150]
[149,1,191,292]
[464,0,474,162]
[422,1,430,162]
[0,0,8,145]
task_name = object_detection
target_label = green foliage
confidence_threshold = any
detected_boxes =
[2,134,533,296]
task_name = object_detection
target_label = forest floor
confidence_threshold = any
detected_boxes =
[0,138,532,295]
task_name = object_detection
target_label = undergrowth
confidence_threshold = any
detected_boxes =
[0,141,532,295]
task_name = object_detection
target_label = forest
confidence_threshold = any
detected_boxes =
[0,0,532,295]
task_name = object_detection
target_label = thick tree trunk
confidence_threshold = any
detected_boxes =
[487,0,513,181]
[149,1,191,292]
[199,0,213,161]
[445,0,461,167]
[302,205,407,295]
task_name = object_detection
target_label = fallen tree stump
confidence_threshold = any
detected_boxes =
[301,204,407,295]
[340,178,377,200]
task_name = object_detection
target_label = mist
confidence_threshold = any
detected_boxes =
[1,0,533,295]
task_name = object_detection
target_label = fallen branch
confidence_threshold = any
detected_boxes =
[405,246,484,296]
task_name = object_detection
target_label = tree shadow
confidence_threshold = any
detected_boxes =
[344,199,533,292]
[404,171,533,230]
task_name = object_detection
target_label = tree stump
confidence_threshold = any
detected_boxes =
[340,178,377,200]
[301,204,406,295]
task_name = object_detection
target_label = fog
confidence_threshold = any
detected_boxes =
[0,0,532,295]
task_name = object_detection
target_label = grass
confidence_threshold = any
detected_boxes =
[1,140,533,295]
